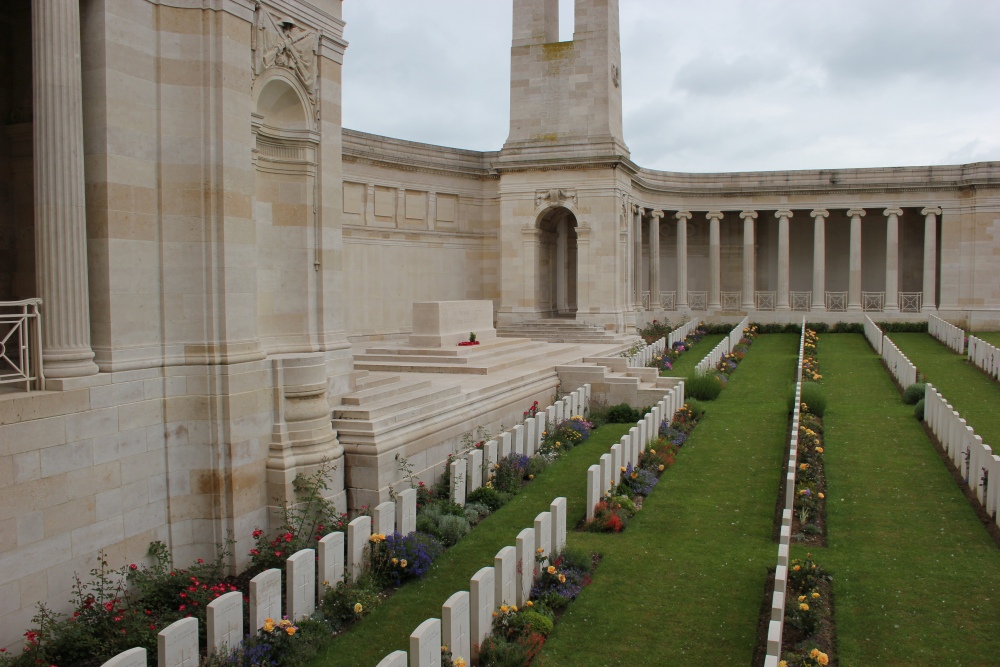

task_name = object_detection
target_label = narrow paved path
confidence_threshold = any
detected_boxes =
[540,334,798,665]
[821,334,1000,665]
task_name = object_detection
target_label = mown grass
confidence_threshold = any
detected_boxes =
[971,331,1000,347]
[819,334,1000,665]
[889,332,1000,450]
[539,334,797,665]
[660,333,726,377]
[309,423,632,666]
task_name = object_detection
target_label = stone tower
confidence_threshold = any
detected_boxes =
[496,0,635,333]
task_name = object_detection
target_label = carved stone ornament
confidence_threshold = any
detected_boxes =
[535,188,577,209]
[253,4,319,108]
[611,64,621,88]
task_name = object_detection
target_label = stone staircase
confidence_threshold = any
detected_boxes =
[556,357,682,408]
[496,319,632,344]
[352,337,579,375]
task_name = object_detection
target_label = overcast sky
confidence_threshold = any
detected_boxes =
[341,1,1000,173]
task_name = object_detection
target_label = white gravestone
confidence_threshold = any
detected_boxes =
[374,501,396,538]
[451,459,466,506]
[500,432,512,458]
[587,464,601,520]
[484,440,498,474]
[100,648,146,667]
[525,417,536,457]
[318,531,344,597]
[249,568,281,632]
[376,651,408,667]
[347,515,372,583]
[442,591,471,666]
[397,488,417,536]
[158,617,198,667]
[555,401,564,424]
[470,567,495,662]
[536,412,547,450]
[550,497,567,554]
[584,384,592,413]
[534,511,552,568]
[628,435,640,469]
[207,591,243,656]
[468,449,483,492]
[638,419,647,451]
[629,427,639,462]
[409,618,442,667]
[513,424,525,455]
[546,406,556,429]
[619,435,632,468]
[286,548,315,621]
[611,443,623,485]
[494,545,516,606]
[515,527,535,606]
[600,453,612,494]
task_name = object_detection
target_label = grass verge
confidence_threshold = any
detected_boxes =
[660,333,726,377]
[972,331,1000,347]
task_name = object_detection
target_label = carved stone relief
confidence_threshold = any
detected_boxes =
[253,3,320,116]
[535,188,577,209]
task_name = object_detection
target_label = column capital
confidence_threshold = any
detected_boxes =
[810,209,829,219]
[883,207,903,217]
[775,209,794,219]
[650,210,664,220]
[706,211,724,221]
[739,210,758,220]
[674,210,692,221]
[631,203,641,214]
[847,208,866,218]
[921,206,942,217]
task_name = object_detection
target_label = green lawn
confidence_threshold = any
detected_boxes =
[888,332,1000,450]
[660,333,726,377]
[310,423,632,666]
[819,334,1000,665]
[972,331,1000,347]
[539,334,797,665]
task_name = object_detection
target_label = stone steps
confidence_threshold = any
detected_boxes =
[353,339,561,375]
[340,377,433,405]
[496,319,626,344]
[334,383,462,421]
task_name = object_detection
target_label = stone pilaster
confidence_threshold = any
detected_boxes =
[32,0,99,382]
[740,211,757,310]
[921,206,941,312]
[649,211,663,308]
[707,212,723,310]
[632,205,643,309]
[810,210,828,311]
[847,208,866,312]
[884,208,903,314]
[775,210,793,311]
[675,211,691,309]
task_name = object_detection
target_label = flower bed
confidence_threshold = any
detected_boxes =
[779,554,835,667]
[793,329,827,545]
[646,323,709,373]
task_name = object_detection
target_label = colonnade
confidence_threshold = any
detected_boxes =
[629,204,941,314]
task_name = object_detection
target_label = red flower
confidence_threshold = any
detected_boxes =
[250,549,259,556]
[283,533,293,543]
[196,558,204,564]
[252,529,263,538]
[179,604,186,611]
[129,563,138,571]
[104,602,115,612]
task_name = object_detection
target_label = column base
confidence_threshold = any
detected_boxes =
[883,306,900,315]
[776,306,790,312]
[811,305,826,313]
[921,306,938,313]
[847,304,862,312]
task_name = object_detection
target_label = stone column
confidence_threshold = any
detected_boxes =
[32,0,99,381]
[649,211,663,308]
[921,206,941,312]
[632,205,643,309]
[707,212,722,310]
[775,209,793,311]
[556,221,568,314]
[674,211,691,309]
[522,227,541,313]
[884,208,902,314]
[846,208,866,312]
[810,210,828,311]
[740,211,757,310]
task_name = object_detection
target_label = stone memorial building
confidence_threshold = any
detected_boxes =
[0,0,997,648]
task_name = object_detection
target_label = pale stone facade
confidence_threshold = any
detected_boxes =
[1,0,998,652]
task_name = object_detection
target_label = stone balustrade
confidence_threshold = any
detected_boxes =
[0,298,44,391]
[929,313,966,354]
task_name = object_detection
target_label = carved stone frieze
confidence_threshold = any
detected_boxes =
[535,188,577,209]
[253,3,320,114]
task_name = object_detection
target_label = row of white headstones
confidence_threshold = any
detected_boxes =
[929,313,966,354]
[864,315,919,388]
[448,385,592,506]
[765,319,807,667]
[94,387,598,667]
[967,335,1000,381]
[376,496,569,667]
[694,316,750,375]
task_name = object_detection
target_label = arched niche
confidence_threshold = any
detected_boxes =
[536,205,578,317]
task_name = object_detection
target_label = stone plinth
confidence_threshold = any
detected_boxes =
[409,301,496,348]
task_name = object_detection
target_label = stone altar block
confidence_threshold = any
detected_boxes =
[409,301,496,348]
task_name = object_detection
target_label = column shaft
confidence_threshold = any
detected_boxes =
[649,212,662,308]
[847,208,865,311]
[740,211,757,310]
[707,212,722,309]
[675,212,690,308]
[884,208,902,313]
[633,207,643,309]
[556,222,568,313]
[32,0,99,380]
[922,207,940,311]
[776,210,792,310]
[811,210,827,310]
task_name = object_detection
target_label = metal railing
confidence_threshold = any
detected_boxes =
[687,291,707,310]
[898,292,922,313]
[720,291,741,310]
[1,298,44,392]
[825,291,847,312]
[789,291,811,311]
[641,291,650,310]
[862,291,885,312]
[755,291,776,311]
[659,291,676,311]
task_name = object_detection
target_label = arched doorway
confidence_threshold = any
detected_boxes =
[538,206,578,317]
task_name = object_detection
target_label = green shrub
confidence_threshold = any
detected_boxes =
[464,502,491,525]
[436,514,471,546]
[684,398,706,421]
[800,382,827,417]
[903,382,926,405]
[829,321,864,334]
[526,456,548,478]
[685,371,723,401]
[914,398,925,421]
[878,320,929,333]
[606,402,643,423]
[519,610,554,637]
[806,322,830,333]
[466,486,504,512]
[438,501,466,517]
[321,576,383,631]
[702,323,734,335]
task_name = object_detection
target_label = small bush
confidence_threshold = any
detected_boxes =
[436,514,471,546]
[878,320,928,333]
[903,382,926,405]
[466,486,504,512]
[685,371,723,401]
[606,402,643,423]
[684,398,706,421]
[464,502,491,525]
[800,382,827,417]
[526,456,548,478]
[829,321,864,334]
[914,398,925,421]
[519,610,554,637]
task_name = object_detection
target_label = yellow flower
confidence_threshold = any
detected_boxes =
[793,565,801,571]
[620,466,626,472]
[818,493,825,499]
[649,449,656,454]
[500,605,509,613]
[525,600,533,607]
[558,574,566,583]
[285,627,296,636]
[262,619,275,632]
[547,565,556,574]
[799,463,809,470]
[778,662,788,667]
[492,611,498,617]
[817,653,829,666]
[810,649,820,659]
[799,603,809,611]
[658,464,665,471]
[811,592,820,598]
[529,474,534,480]
[392,558,398,565]
[815,447,824,453]
[278,619,291,628]
[631,472,638,479]
[454,659,467,667]
[354,603,363,614]
[400,559,407,568]
[537,548,544,554]
[798,595,806,602]
[511,606,517,612]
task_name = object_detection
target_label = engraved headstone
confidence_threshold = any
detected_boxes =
[470,567,495,661]
[500,432,512,458]
[442,591,471,666]
[525,417,536,457]
[550,497,567,554]
[100,648,146,667]
[534,511,552,567]
[610,443,623,485]
[318,531,344,597]
[515,527,535,606]
[409,618,442,667]
[347,515,372,583]
[468,449,483,492]
[286,548,315,620]
[376,651,407,667]
[587,464,601,521]
[600,453,612,494]
[249,569,281,632]
[450,459,466,506]
[207,591,243,656]
[494,545,516,606]
[513,424,524,455]
[396,488,417,536]
[158,617,198,667]
[373,501,396,538]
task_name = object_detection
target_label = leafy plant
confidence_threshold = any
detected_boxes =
[903,382,926,405]
[799,382,827,417]
[685,371,724,400]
